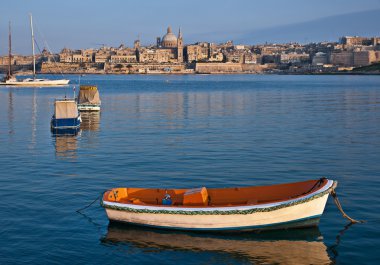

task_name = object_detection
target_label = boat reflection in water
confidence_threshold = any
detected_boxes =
[80,111,100,132]
[53,134,79,159]
[102,223,334,265]
[52,111,100,158]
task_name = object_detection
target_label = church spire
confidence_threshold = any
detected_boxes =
[178,27,182,39]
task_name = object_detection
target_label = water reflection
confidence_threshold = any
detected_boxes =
[54,134,78,159]
[102,224,333,265]
[8,89,14,135]
[30,89,37,149]
[80,112,100,131]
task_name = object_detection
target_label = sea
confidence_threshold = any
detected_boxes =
[0,74,379,264]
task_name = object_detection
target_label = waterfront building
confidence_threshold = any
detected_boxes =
[243,53,258,64]
[330,50,380,67]
[81,49,95,62]
[208,52,224,62]
[280,53,310,64]
[137,48,171,63]
[59,48,74,63]
[186,43,209,62]
[224,50,245,63]
[353,50,380,67]
[330,51,354,67]
[59,48,94,63]
[94,50,111,63]
[110,48,137,63]
[195,62,242,73]
[0,54,33,65]
[312,52,328,65]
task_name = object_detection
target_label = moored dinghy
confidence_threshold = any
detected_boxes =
[101,178,336,231]
[51,99,81,134]
[77,85,101,111]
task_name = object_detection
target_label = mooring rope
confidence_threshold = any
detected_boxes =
[76,194,101,214]
[330,185,365,224]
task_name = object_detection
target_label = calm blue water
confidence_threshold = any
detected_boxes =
[0,74,379,264]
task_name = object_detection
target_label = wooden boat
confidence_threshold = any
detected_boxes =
[101,178,336,231]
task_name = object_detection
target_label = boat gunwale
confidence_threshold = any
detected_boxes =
[101,179,335,214]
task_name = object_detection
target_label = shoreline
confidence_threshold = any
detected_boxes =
[4,71,379,76]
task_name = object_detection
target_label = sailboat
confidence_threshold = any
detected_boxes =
[0,14,70,86]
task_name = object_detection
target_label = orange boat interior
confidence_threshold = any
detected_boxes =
[103,178,328,207]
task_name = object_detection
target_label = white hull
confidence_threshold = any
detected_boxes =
[0,79,70,86]
[78,105,101,111]
[103,180,334,231]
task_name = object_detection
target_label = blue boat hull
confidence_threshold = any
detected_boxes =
[51,116,81,134]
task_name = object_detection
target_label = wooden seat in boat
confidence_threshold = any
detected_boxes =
[183,187,208,206]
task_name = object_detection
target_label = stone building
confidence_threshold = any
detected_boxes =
[59,48,94,63]
[0,55,33,65]
[94,50,111,63]
[353,51,380,67]
[110,48,137,63]
[59,48,74,63]
[195,62,242,73]
[224,50,245,63]
[312,52,328,65]
[330,51,354,66]
[81,49,94,62]
[137,48,171,63]
[208,52,224,62]
[330,50,380,67]
[340,36,373,46]
[280,53,310,64]
[186,43,209,62]
[243,53,259,64]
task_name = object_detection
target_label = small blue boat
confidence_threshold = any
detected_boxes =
[51,99,81,134]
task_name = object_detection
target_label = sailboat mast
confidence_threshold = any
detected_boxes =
[30,14,36,79]
[8,21,12,77]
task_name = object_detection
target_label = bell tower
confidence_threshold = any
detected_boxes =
[177,27,183,63]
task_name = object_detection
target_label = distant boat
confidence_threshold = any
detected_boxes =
[77,85,101,111]
[51,99,81,134]
[0,14,69,86]
[101,178,336,231]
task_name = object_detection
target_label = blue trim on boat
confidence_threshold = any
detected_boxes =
[51,127,80,136]
[51,116,81,129]
[111,214,322,231]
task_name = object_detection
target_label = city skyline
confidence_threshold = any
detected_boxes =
[1,0,380,55]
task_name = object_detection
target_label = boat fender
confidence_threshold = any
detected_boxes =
[162,192,172,205]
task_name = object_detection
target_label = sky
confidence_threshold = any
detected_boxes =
[1,0,379,55]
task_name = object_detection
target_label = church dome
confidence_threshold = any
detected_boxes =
[161,26,178,48]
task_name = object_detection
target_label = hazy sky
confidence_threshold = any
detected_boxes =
[1,0,379,55]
